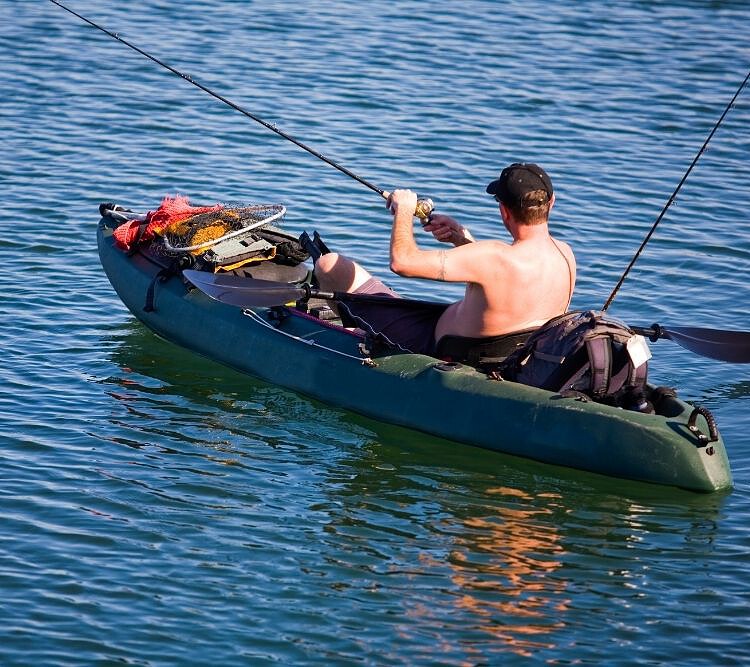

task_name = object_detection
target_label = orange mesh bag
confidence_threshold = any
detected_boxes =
[113,195,222,251]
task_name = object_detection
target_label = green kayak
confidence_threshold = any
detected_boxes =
[97,216,732,492]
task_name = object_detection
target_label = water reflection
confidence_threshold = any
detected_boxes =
[441,486,569,656]
[100,321,378,473]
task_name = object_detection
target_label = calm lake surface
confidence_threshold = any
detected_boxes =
[2,0,750,664]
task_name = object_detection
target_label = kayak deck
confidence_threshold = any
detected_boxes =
[97,219,733,492]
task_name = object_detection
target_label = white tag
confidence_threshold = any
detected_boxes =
[626,334,652,369]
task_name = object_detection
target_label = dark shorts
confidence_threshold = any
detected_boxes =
[338,277,448,355]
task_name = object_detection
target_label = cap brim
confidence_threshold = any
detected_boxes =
[486,179,501,195]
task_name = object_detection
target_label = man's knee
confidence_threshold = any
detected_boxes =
[315,252,341,276]
[313,252,371,292]
[314,252,353,291]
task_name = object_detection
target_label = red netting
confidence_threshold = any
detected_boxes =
[113,195,222,251]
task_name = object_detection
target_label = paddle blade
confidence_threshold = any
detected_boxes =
[663,326,750,363]
[183,270,306,308]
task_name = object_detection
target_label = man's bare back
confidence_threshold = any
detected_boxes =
[434,233,575,342]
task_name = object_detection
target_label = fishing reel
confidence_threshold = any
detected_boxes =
[414,197,435,225]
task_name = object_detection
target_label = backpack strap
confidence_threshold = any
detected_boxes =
[629,352,649,387]
[125,222,151,256]
[585,335,612,398]
[552,239,575,312]
[144,255,192,312]
[608,353,633,395]
[604,327,650,395]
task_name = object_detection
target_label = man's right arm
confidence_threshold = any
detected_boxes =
[423,214,475,247]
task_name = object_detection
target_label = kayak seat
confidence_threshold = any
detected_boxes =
[435,328,537,367]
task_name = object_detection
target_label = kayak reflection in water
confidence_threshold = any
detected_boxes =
[435,485,569,658]
[313,163,576,360]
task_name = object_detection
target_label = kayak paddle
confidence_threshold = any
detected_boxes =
[184,270,335,308]
[631,325,750,363]
[183,270,450,316]
[184,271,750,363]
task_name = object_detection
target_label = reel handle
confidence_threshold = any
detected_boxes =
[414,197,435,225]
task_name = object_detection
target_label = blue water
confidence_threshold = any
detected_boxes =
[2,0,750,664]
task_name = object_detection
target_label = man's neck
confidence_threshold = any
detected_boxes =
[510,221,550,243]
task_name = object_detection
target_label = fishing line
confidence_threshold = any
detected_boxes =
[602,67,750,311]
[48,0,385,197]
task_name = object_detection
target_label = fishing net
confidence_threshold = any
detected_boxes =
[162,203,286,254]
[108,195,310,271]
[113,195,286,255]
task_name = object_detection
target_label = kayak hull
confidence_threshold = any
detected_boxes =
[98,220,733,492]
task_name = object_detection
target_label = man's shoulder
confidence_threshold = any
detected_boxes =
[461,238,511,252]
[448,239,511,266]
[551,235,573,250]
[550,236,576,263]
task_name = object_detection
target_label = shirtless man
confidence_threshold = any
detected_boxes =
[314,163,575,357]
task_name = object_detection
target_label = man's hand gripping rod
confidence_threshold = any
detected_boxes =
[382,191,435,225]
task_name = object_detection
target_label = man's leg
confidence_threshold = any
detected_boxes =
[314,253,375,293]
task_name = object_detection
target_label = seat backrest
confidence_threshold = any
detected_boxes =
[435,329,537,366]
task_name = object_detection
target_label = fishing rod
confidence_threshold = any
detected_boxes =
[602,67,750,311]
[48,0,435,221]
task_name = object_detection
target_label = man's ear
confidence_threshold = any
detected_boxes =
[499,201,510,222]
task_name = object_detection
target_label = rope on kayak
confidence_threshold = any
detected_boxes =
[602,67,750,311]
[242,309,377,366]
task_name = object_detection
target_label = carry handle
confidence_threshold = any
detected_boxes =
[687,405,719,445]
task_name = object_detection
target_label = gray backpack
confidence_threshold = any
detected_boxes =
[499,310,650,408]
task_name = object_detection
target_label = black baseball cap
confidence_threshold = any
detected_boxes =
[486,163,553,208]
